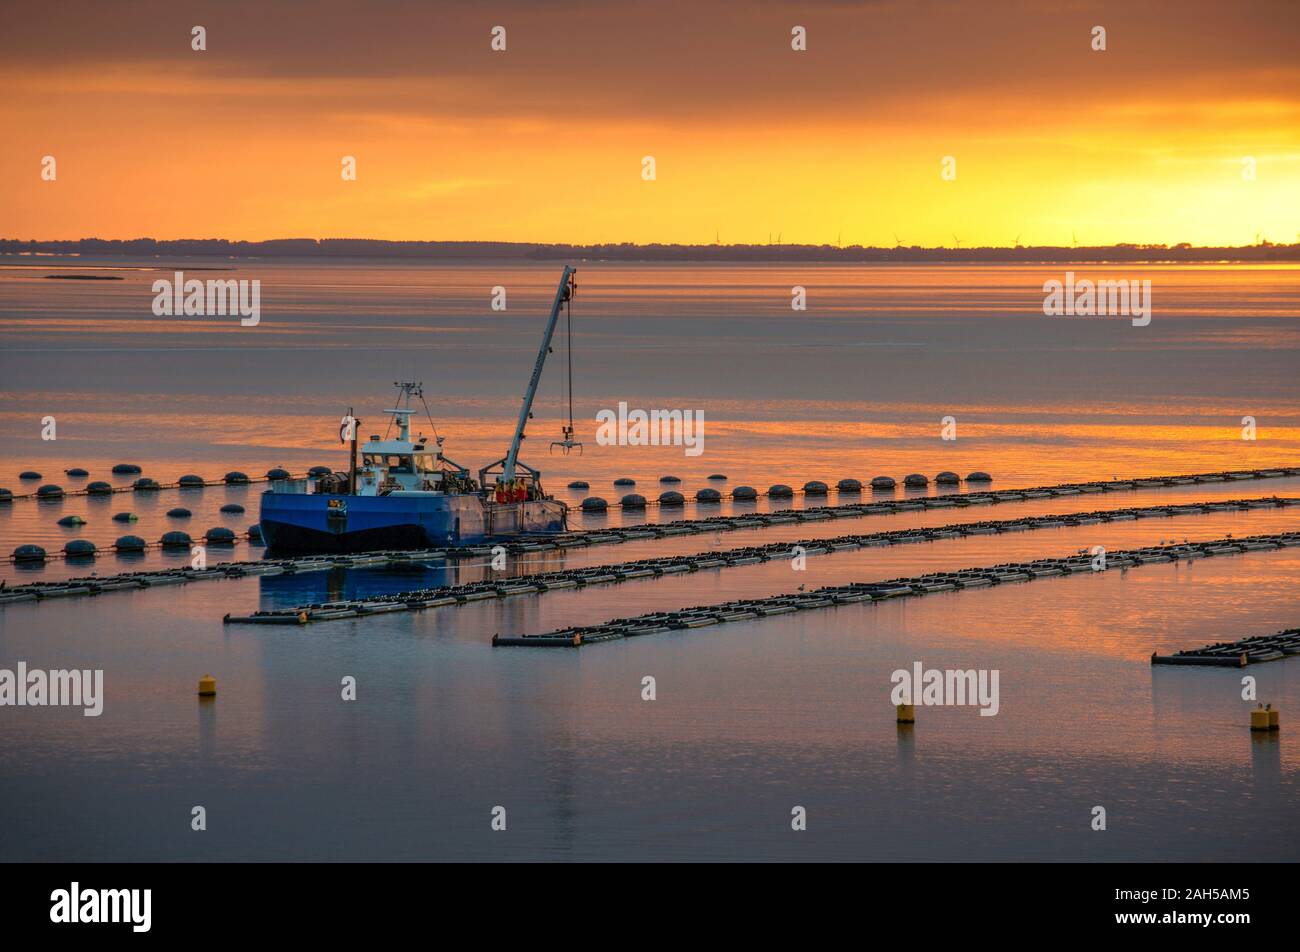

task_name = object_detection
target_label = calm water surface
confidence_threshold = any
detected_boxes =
[1,259,1297,860]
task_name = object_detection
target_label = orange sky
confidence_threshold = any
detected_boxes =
[2,0,1298,247]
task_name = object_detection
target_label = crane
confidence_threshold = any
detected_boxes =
[499,266,577,483]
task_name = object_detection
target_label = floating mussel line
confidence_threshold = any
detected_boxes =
[7,491,1296,606]
[229,510,1299,628]
[495,531,1300,647]
[8,466,1300,568]
[611,473,728,483]
[617,486,748,507]
[574,471,1001,510]
[582,466,1293,511]
[7,464,1297,508]
[0,466,320,501]
[8,525,263,564]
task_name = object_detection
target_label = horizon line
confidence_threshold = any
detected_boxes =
[5,236,1300,264]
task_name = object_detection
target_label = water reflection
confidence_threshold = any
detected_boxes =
[2,261,1298,860]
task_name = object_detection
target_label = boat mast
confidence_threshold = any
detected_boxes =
[346,406,360,496]
[385,382,420,443]
[502,266,576,482]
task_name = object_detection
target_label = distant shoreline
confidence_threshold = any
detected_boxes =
[3,238,1298,264]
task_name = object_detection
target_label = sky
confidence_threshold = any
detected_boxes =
[2,0,1298,247]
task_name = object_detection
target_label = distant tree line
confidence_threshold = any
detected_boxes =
[2,237,1297,262]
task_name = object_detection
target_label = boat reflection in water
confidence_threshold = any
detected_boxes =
[255,561,463,610]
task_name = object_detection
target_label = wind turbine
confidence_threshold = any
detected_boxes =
[1014,233,1022,249]
[952,234,963,249]
[894,232,903,249]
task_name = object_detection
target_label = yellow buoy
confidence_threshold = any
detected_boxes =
[198,674,217,697]
[1267,703,1280,731]
[896,703,915,724]
[1250,705,1269,731]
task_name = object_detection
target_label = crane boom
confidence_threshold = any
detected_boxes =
[502,266,576,482]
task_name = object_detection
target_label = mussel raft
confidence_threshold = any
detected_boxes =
[222,502,1298,627]
[494,531,1300,647]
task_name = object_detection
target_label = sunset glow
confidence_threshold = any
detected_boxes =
[3,0,1298,246]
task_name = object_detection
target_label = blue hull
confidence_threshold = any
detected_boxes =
[259,491,567,554]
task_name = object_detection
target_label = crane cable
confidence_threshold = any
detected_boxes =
[418,388,442,446]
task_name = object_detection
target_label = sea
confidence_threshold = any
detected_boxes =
[2,257,1297,860]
